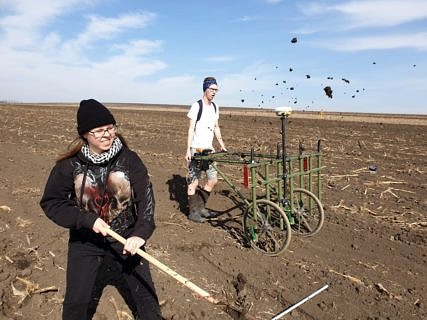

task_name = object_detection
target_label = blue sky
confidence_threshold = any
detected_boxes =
[1,0,426,114]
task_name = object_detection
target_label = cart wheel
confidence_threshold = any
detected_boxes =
[243,199,291,256]
[290,188,324,236]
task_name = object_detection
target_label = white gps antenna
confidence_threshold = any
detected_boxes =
[274,106,292,117]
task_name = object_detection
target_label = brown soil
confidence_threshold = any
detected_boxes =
[0,104,426,320]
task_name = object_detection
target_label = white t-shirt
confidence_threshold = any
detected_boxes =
[187,100,219,149]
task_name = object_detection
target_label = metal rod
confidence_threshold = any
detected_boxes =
[271,284,329,320]
[280,114,287,204]
[211,163,249,206]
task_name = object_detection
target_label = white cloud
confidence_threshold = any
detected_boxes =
[0,0,91,48]
[74,12,155,46]
[336,0,427,28]
[237,15,257,22]
[0,51,167,103]
[0,1,167,103]
[0,0,158,60]
[0,0,89,25]
[113,39,163,56]
[126,76,200,104]
[303,0,427,28]
[92,55,166,80]
[57,12,156,62]
[316,31,427,51]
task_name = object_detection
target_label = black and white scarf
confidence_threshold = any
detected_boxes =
[81,137,123,164]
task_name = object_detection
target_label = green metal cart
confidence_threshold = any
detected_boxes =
[192,108,324,256]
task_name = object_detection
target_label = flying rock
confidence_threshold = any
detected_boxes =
[324,86,333,98]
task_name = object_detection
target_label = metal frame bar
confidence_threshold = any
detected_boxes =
[192,150,323,215]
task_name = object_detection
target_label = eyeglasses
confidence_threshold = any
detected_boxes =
[88,125,117,139]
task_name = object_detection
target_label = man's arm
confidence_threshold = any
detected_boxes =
[186,119,196,160]
[214,120,226,151]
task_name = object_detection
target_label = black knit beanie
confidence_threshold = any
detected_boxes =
[77,99,116,135]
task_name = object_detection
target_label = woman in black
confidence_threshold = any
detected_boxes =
[40,99,161,319]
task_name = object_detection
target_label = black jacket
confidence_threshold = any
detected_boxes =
[40,146,155,242]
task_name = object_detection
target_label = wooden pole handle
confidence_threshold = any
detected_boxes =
[104,228,220,305]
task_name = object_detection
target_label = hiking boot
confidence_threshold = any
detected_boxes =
[187,194,205,223]
[199,207,216,219]
[188,210,205,223]
[197,188,217,219]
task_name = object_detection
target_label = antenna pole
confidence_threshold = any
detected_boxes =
[281,114,288,204]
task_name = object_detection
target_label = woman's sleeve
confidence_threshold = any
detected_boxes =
[39,161,98,230]
[129,152,156,240]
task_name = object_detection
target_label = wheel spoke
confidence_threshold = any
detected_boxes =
[290,188,324,236]
[243,199,291,256]
[294,210,313,233]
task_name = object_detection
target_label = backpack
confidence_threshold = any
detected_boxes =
[196,99,217,124]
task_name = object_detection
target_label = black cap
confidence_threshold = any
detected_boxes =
[77,99,116,135]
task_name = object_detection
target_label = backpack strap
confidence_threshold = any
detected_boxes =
[196,99,203,123]
[196,100,217,124]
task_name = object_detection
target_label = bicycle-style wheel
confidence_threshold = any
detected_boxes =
[290,188,324,236]
[243,199,291,256]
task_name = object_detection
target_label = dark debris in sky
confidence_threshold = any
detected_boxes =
[324,86,333,98]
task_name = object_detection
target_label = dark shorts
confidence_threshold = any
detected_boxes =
[187,148,217,184]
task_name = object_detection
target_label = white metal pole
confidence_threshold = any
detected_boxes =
[271,284,329,320]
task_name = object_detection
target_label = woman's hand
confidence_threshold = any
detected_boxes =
[92,218,110,236]
[123,236,146,255]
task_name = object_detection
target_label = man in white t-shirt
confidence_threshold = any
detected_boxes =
[185,77,227,222]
